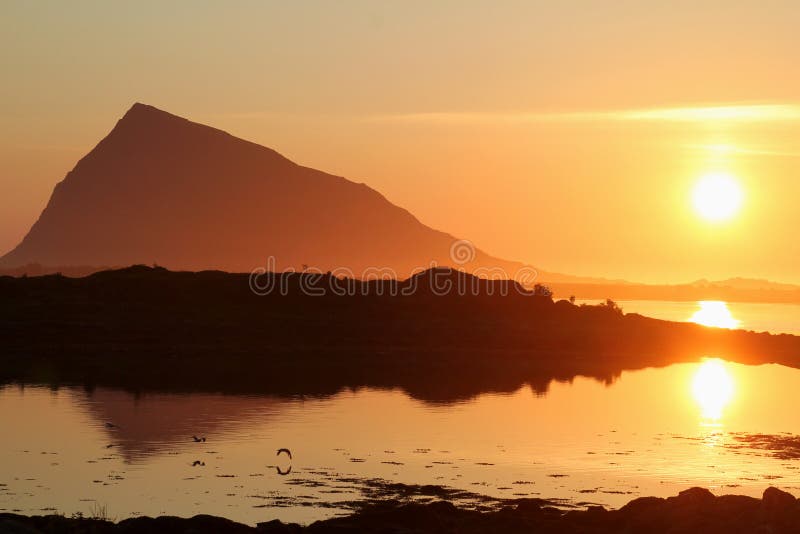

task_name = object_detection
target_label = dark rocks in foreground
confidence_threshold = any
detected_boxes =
[2,487,800,533]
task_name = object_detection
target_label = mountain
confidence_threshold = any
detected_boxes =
[1,103,537,277]
[690,277,800,292]
[6,103,790,295]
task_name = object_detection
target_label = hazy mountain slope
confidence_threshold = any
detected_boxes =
[0,103,527,276]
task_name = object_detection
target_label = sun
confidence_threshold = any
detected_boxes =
[691,359,735,421]
[692,172,743,222]
[689,301,740,329]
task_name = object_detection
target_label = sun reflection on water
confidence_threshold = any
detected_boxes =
[691,359,735,422]
[689,301,740,329]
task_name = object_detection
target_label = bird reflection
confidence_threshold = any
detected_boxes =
[276,465,292,476]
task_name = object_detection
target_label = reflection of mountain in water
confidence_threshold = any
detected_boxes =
[81,389,288,461]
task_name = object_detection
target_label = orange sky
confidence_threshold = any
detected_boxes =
[2,1,799,283]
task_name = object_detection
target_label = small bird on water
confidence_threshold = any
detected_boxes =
[192,435,206,442]
[277,448,292,460]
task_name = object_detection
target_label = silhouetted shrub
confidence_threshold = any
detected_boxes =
[533,283,553,298]
[601,298,623,315]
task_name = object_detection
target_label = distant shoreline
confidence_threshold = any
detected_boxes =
[2,265,799,402]
[0,264,800,304]
[6,264,800,304]
[3,265,800,305]
[548,281,800,305]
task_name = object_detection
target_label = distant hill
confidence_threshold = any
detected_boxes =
[2,266,799,401]
[0,103,544,279]
[690,277,800,292]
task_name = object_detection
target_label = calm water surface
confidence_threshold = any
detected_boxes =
[578,299,800,335]
[2,300,799,525]
[2,360,800,525]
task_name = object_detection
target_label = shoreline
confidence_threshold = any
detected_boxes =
[2,487,799,533]
[4,267,800,532]
[3,266,800,403]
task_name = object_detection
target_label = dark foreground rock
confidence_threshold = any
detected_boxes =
[2,487,800,533]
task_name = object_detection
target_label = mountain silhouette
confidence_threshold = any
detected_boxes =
[1,103,541,277]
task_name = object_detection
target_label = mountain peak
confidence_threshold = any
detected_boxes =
[124,102,171,117]
[0,103,525,276]
[117,102,192,130]
[128,101,155,111]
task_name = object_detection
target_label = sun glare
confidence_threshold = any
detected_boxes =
[692,172,743,222]
[692,359,735,421]
[689,301,740,329]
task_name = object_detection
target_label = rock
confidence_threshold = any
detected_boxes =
[256,519,303,533]
[676,486,716,505]
[618,496,665,516]
[762,487,796,514]
[0,518,42,534]
[117,514,253,533]
[513,499,543,515]
[4,488,800,533]
[714,494,761,517]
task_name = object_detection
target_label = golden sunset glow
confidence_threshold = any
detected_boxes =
[689,301,740,329]
[6,2,800,530]
[692,359,735,421]
[692,173,743,222]
[3,3,800,285]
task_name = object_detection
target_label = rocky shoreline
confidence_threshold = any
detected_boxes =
[2,487,800,533]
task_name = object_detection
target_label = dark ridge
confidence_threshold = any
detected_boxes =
[1,266,798,402]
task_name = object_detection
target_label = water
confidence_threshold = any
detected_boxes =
[2,359,800,525]
[2,300,800,525]
[577,299,800,335]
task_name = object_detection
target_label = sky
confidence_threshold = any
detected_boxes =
[2,0,800,283]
